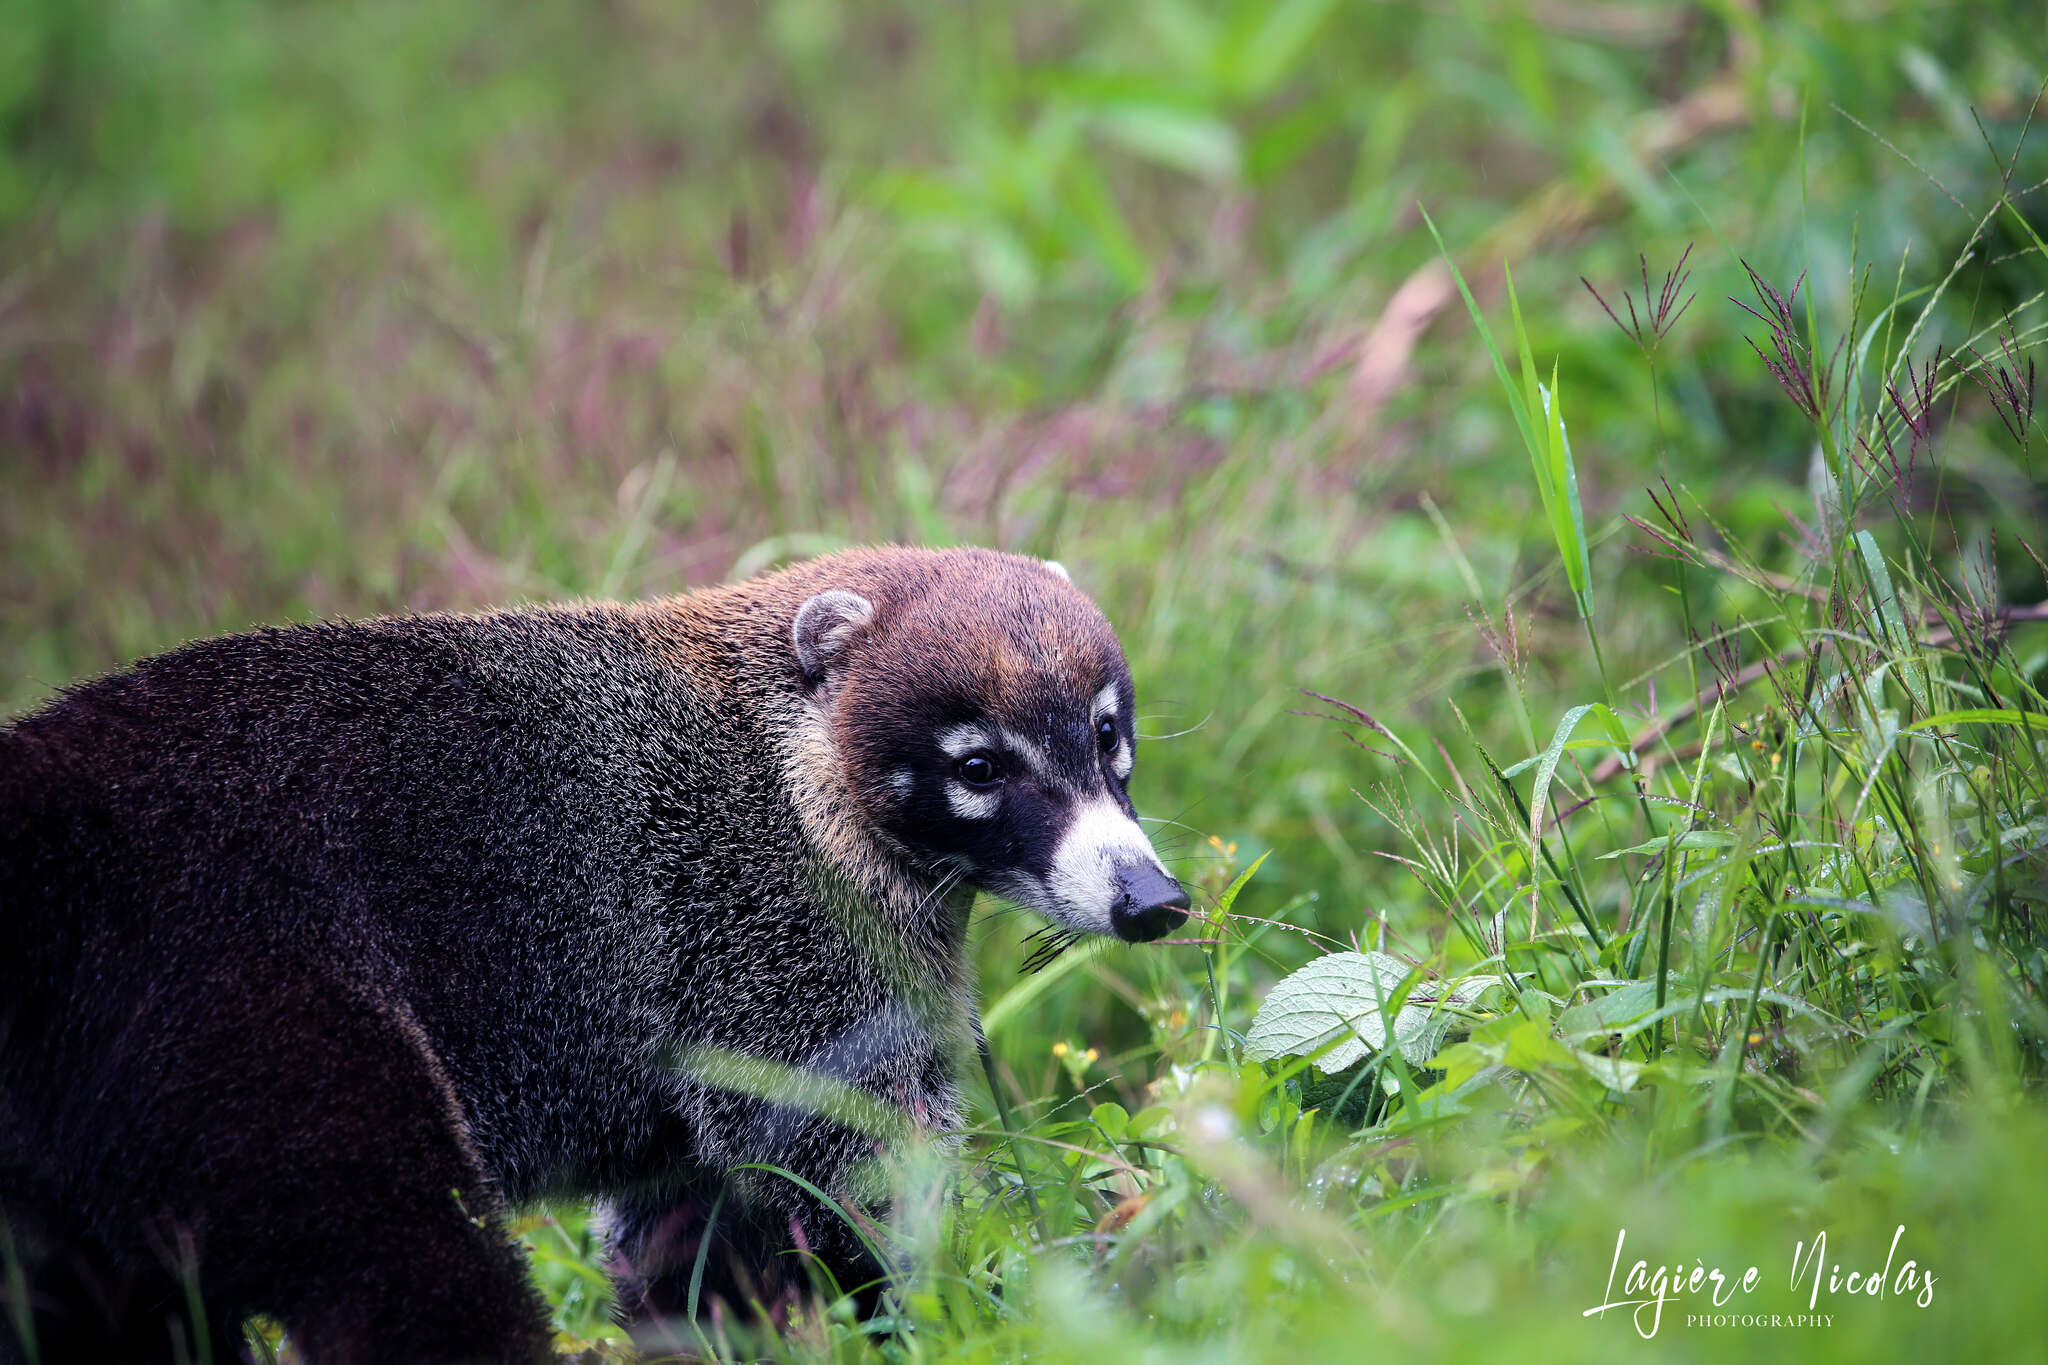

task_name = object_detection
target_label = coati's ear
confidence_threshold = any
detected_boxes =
[793,590,875,688]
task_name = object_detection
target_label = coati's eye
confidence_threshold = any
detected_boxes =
[956,753,1003,787]
[1096,717,1119,753]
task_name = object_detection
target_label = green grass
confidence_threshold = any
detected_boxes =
[7,2,2048,1361]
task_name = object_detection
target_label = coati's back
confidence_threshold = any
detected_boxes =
[0,609,733,1195]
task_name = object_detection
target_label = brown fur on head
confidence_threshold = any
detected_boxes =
[758,546,1187,944]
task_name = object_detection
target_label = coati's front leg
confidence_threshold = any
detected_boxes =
[603,1103,900,1331]
[606,1020,958,1333]
[602,1171,885,1340]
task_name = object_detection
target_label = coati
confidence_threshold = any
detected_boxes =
[0,545,1188,1363]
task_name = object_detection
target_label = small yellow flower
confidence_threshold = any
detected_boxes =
[1082,1048,1099,1064]
[1051,1041,1069,1058]
[1746,1032,1763,1046]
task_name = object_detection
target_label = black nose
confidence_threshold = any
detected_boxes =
[1109,861,1190,943]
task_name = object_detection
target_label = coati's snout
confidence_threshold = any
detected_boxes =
[1108,858,1191,943]
[792,550,1188,943]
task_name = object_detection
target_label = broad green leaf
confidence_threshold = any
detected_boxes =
[1499,733,1632,779]
[1538,374,1590,606]
[1057,156,1148,290]
[1501,1015,1578,1071]
[1090,1102,1130,1141]
[1556,980,1660,1035]
[1573,986,1833,1046]
[1245,951,1489,1070]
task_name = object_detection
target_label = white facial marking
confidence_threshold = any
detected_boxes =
[938,722,1046,778]
[997,726,1050,777]
[1092,683,1132,779]
[936,724,991,759]
[886,768,915,799]
[1045,796,1170,932]
[946,784,1001,821]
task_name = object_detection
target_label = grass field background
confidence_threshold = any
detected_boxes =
[7,2,2048,1360]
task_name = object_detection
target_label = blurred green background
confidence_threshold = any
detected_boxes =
[9,0,2042,905]
[6,2,2048,1361]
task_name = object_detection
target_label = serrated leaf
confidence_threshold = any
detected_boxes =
[1244,951,1480,1070]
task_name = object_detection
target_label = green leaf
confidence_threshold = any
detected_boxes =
[1573,1047,1645,1091]
[1503,263,1589,613]
[1091,106,1241,180]
[1556,981,1660,1035]
[1539,373,1591,606]
[1090,1102,1130,1141]
[1527,702,1633,844]
[1568,986,1832,1045]
[1499,734,1633,779]
[1500,1015,1577,1071]
[1597,831,1736,860]
[1208,849,1271,927]
[1506,265,1545,469]
[1244,951,1488,1070]
[1057,156,1149,291]
[1223,0,1341,99]
[1423,209,1540,463]
[1855,531,1928,710]
[1907,708,2048,733]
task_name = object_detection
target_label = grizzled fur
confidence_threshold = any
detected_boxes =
[0,547,1161,1363]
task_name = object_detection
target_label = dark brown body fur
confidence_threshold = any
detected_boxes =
[0,547,1134,1362]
